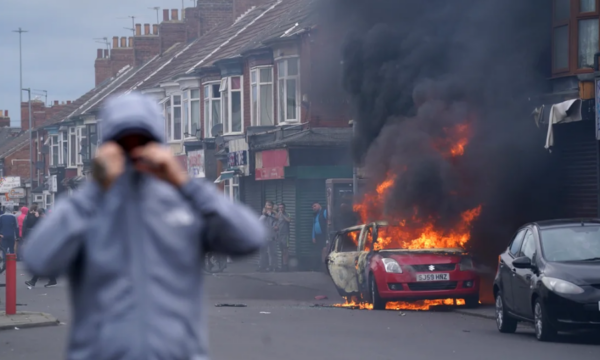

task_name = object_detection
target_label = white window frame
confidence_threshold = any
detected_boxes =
[167,94,183,142]
[277,57,301,124]
[50,135,59,167]
[60,130,68,166]
[220,76,244,135]
[251,66,274,126]
[76,126,87,165]
[183,88,201,139]
[203,82,221,138]
[68,127,78,168]
[223,176,240,202]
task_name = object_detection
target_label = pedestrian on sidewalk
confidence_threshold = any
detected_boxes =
[0,208,18,254]
[276,203,291,271]
[16,206,28,260]
[311,202,328,272]
[258,200,278,272]
[25,209,57,288]
[23,93,265,360]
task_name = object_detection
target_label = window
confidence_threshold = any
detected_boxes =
[60,130,68,166]
[541,225,600,261]
[277,58,300,123]
[68,127,77,168]
[578,18,599,68]
[50,135,59,166]
[337,230,360,253]
[88,124,98,160]
[509,229,527,256]
[182,91,189,137]
[520,231,536,260]
[186,89,201,138]
[363,227,374,252]
[221,76,243,134]
[164,98,172,141]
[251,67,274,126]
[581,0,596,13]
[77,126,87,165]
[173,95,182,141]
[203,83,221,138]
[223,176,239,202]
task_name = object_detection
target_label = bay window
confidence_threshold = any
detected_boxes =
[203,83,221,138]
[183,89,201,138]
[277,58,300,123]
[88,124,98,160]
[68,127,77,168]
[164,95,185,142]
[164,98,172,141]
[251,67,274,126]
[50,135,59,166]
[61,130,68,167]
[77,126,87,165]
[221,76,243,135]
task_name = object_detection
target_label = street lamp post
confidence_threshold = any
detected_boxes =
[12,28,28,128]
[21,88,33,206]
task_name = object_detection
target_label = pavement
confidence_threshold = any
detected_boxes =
[1,261,598,360]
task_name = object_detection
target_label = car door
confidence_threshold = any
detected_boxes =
[499,228,526,312]
[513,229,537,318]
[326,227,363,295]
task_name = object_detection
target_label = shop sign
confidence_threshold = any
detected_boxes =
[255,149,289,181]
[256,167,285,180]
[228,150,247,167]
[0,177,21,193]
[49,175,58,193]
[187,150,205,178]
[8,188,25,199]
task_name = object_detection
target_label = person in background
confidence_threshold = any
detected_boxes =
[25,208,58,288]
[311,202,328,272]
[24,204,40,238]
[16,206,28,261]
[258,201,278,272]
[276,203,291,271]
[0,207,19,254]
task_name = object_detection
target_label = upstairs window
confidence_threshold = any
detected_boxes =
[185,89,201,138]
[221,76,243,135]
[50,135,59,166]
[251,67,274,126]
[60,130,68,166]
[277,58,300,123]
[204,83,221,138]
[68,127,77,168]
[77,126,87,165]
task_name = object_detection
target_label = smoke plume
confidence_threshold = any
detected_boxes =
[335,0,560,259]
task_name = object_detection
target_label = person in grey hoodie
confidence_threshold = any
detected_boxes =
[23,93,266,360]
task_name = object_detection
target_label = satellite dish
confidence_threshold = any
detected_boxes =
[211,123,223,138]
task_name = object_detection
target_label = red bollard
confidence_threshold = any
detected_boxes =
[5,254,16,315]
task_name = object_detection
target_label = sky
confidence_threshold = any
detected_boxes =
[0,0,191,127]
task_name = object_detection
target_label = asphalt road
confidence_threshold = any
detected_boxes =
[1,264,599,360]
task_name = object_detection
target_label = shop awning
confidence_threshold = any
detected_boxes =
[214,171,235,184]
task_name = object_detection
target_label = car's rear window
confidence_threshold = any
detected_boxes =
[540,225,600,262]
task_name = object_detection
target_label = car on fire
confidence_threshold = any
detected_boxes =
[494,219,600,341]
[325,222,480,310]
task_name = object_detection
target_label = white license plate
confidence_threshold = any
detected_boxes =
[417,273,450,282]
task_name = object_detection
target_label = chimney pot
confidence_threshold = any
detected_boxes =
[144,23,151,35]
[135,24,142,36]
[104,49,109,58]
[128,37,134,48]
[67,101,72,105]
[4,110,7,117]
[120,37,127,48]
[97,49,103,58]
[113,36,119,48]
[153,24,159,35]
[54,101,59,106]
[163,9,170,22]
[172,9,179,21]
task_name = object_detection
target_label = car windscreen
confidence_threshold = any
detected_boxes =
[540,225,600,262]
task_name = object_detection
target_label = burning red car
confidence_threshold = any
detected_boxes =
[326,221,480,310]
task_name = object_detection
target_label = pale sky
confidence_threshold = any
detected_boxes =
[0,0,192,127]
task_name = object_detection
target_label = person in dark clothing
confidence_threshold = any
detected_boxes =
[25,208,58,288]
[0,208,19,254]
[258,201,278,272]
[23,204,40,238]
[311,202,328,271]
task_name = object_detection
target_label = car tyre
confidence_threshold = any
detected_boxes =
[496,291,517,334]
[370,276,386,310]
[464,295,479,309]
[534,299,557,342]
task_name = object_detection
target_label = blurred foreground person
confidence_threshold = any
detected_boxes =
[23,93,266,360]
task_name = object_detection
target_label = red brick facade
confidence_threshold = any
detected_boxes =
[198,0,234,36]
[0,110,10,128]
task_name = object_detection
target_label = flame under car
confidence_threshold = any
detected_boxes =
[325,222,480,310]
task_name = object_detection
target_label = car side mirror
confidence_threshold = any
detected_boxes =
[513,256,532,269]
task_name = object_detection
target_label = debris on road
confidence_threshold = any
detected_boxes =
[215,303,247,308]
[398,312,406,316]
[260,312,271,314]
[315,295,328,300]
[14,327,19,330]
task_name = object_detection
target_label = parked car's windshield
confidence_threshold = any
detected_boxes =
[540,226,600,262]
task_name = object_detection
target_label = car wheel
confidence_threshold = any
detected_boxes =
[464,295,480,309]
[370,276,386,310]
[496,291,517,333]
[534,299,557,342]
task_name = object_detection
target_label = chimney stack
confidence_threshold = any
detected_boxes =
[163,9,170,22]
[67,101,72,105]
[135,24,142,36]
[144,24,150,35]
[113,36,119,48]
[171,9,179,21]
[54,101,59,106]
[4,110,8,117]
[129,37,134,47]
[153,24,159,35]
[104,49,109,58]
[97,49,103,58]
[120,37,127,48]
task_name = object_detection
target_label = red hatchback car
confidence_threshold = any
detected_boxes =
[326,222,480,309]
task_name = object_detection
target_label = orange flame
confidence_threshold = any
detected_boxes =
[335,297,466,311]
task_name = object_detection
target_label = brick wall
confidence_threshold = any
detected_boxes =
[0,110,10,127]
[198,0,234,35]
[185,7,201,42]
[110,46,135,76]
[20,101,69,130]
[160,21,187,52]
[4,146,31,179]
[134,35,161,66]
[95,57,112,86]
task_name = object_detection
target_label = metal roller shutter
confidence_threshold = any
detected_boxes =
[554,120,599,218]
[296,180,327,270]
[241,177,263,267]
[282,180,297,258]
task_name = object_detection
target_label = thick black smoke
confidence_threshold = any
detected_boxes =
[333,0,561,261]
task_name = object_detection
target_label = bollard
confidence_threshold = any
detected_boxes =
[5,253,16,315]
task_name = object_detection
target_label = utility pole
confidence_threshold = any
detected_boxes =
[149,7,160,25]
[21,88,33,206]
[12,28,28,128]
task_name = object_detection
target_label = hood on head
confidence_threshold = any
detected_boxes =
[99,92,165,144]
[20,207,28,214]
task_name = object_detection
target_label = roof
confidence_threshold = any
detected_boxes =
[532,219,600,229]
[250,127,352,150]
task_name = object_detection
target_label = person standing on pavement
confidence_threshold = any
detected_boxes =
[24,204,40,238]
[23,93,265,360]
[0,208,19,254]
[258,201,278,272]
[25,209,58,288]
[16,206,28,261]
[311,202,328,271]
[276,203,291,271]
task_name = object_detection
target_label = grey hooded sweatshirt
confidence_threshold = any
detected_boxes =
[23,93,266,360]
